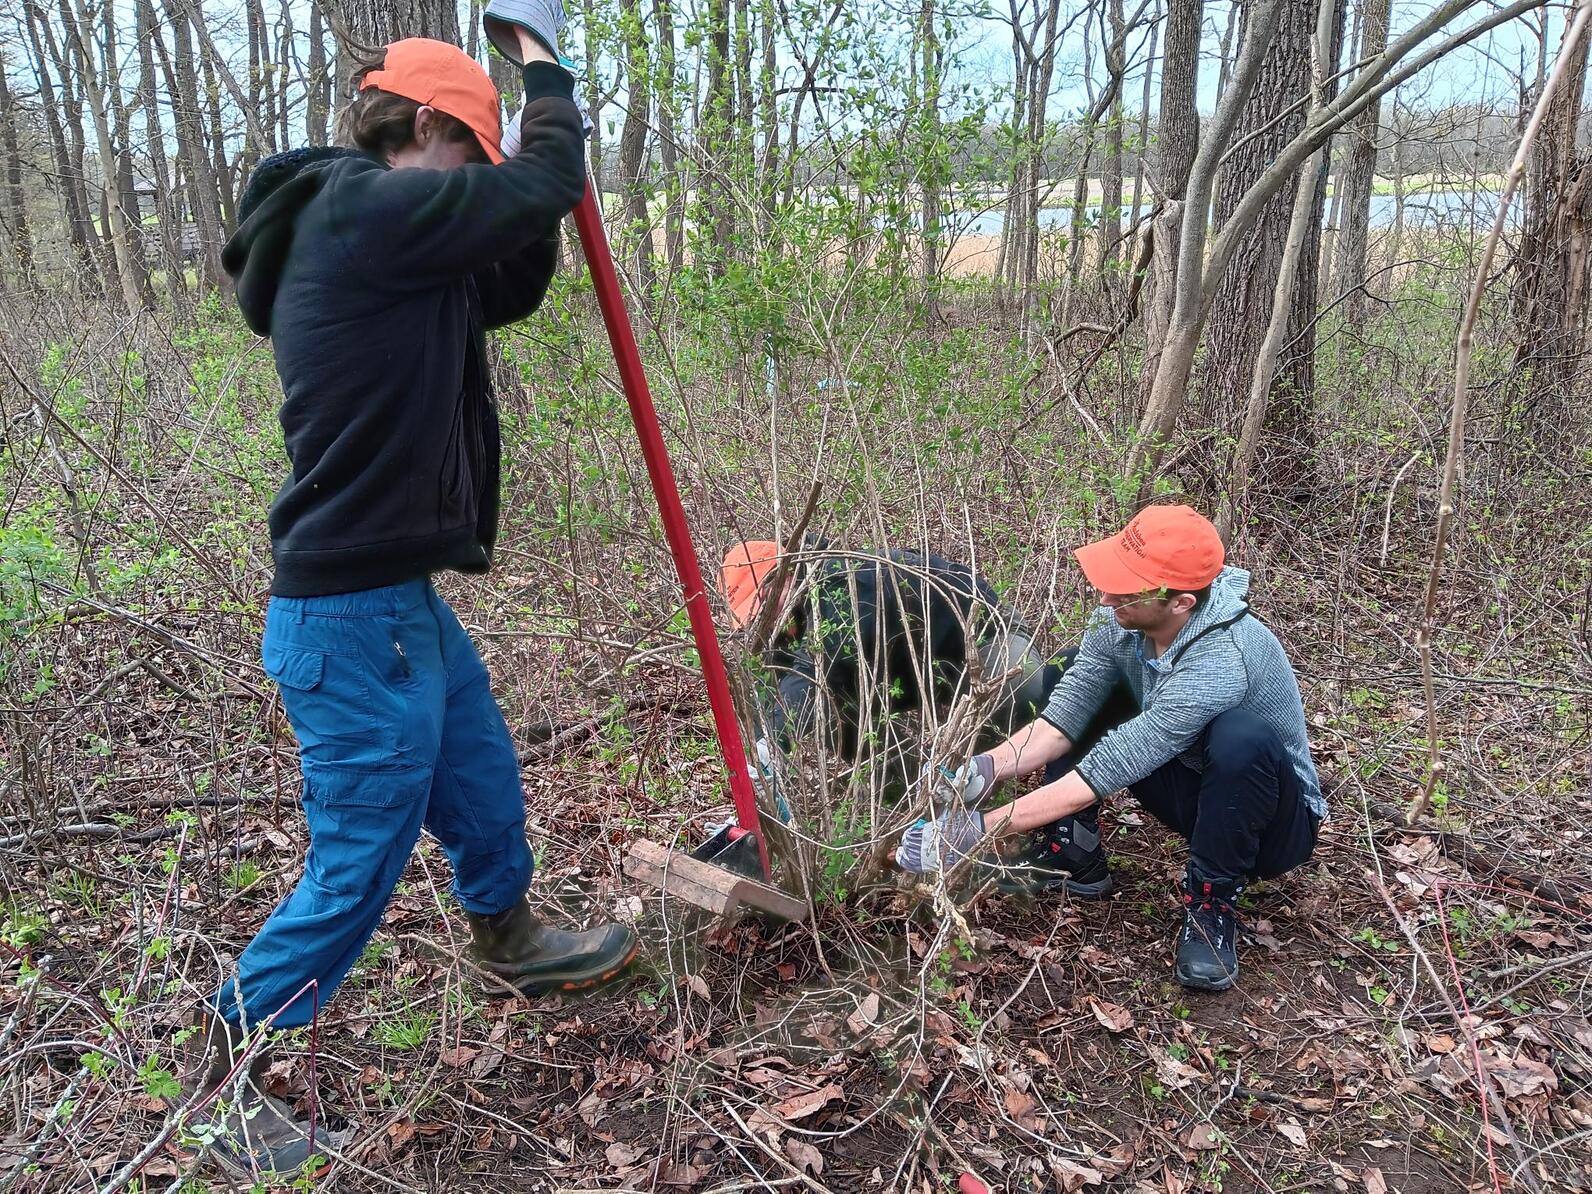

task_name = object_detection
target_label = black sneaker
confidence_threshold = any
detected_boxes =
[982,808,1114,898]
[1175,869,1242,991]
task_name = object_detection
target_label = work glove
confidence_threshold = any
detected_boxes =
[922,753,997,812]
[752,736,792,824]
[500,91,593,156]
[895,810,986,874]
[484,0,567,64]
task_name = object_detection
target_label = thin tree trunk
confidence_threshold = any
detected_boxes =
[193,10,237,229]
[159,9,228,291]
[21,6,95,284]
[1019,0,1064,323]
[702,0,734,275]
[1100,0,1127,274]
[1332,0,1391,321]
[246,0,265,173]
[655,0,685,275]
[307,0,330,143]
[1128,0,1158,231]
[1137,0,1201,416]
[137,0,188,314]
[276,4,293,151]
[918,0,943,297]
[62,0,146,311]
[1319,154,1343,298]
[758,0,780,246]
[580,0,603,194]
[617,0,654,291]
[106,0,156,303]
[0,53,34,281]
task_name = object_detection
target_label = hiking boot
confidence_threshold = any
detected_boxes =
[467,901,639,995]
[1175,868,1242,991]
[182,1009,334,1182]
[982,806,1114,898]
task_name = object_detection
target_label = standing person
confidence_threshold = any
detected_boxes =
[194,15,635,1178]
[719,539,1056,808]
[897,506,1324,992]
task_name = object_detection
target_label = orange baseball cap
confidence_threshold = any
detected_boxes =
[1074,505,1225,594]
[719,541,781,629]
[359,38,504,165]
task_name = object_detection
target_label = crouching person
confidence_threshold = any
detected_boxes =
[719,539,1056,811]
[897,506,1325,992]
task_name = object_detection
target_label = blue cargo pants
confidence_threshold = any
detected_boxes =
[215,580,531,1029]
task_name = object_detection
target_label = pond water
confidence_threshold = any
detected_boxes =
[945,187,1515,237]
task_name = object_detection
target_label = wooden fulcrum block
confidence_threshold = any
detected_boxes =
[623,838,807,922]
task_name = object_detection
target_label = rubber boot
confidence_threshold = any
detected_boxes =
[467,901,639,995]
[983,804,1114,898]
[1175,867,1242,991]
[182,1009,334,1181]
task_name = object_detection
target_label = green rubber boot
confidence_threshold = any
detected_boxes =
[467,901,639,995]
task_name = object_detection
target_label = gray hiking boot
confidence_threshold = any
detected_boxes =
[182,1009,334,1182]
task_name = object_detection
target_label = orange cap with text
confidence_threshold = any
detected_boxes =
[360,38,504,165]
[1074,505,1225,594]
[719,541,781,630]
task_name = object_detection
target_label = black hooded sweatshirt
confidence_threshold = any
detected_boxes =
[222,62,584,596]
[767,548,1010,756]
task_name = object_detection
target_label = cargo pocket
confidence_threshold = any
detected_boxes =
[263,637,381,763]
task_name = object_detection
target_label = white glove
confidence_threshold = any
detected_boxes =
[895,810,986,874]
[501,93,592,156]
[922,753,997,811]
[752,737,792,824]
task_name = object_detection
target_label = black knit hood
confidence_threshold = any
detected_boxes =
[221,147,363,334]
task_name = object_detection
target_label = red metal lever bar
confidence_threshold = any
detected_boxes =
[569,179,770,878]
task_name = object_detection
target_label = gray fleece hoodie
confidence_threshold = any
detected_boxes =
[1041,567,1325,818]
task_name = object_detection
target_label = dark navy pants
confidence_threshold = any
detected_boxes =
[1045,654,1318,884]
[216,580,531,1029]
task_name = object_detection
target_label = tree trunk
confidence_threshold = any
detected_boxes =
[701,0,734,275]
[918,0,943,297]
[0,53,34,282]
[1201,0,1345,502]
[1318,154,1343,298]
[1099,0,1127,275]
[1128,0,1158,231]
[1132,0,1283,483]
[1018,0,1064,323]
[276,5,293,151]
[307,0,331,143]
[25,3,102,288]
[580,0,603,195]
[1331,0,1390,320]
[61,0,146,311]
[159,8,228,291]
[136,0,189,313]
[1137,0,1202,415]
[655,0,685,275]
[617,0,654,291]
[757,0,780,247]
[330,0,460,96]
[1511,25,1591,412]
[246,0,265,173]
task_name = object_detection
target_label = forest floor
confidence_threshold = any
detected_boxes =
[6,525,1590,1194]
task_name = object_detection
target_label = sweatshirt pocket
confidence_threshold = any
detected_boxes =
[435,387,473,532]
